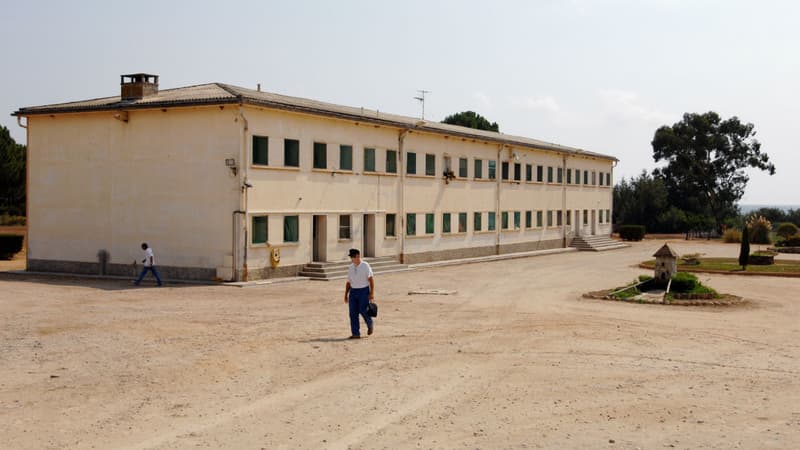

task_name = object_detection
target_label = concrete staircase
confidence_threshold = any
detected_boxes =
[570,235,629,251]
[299,256,411,281]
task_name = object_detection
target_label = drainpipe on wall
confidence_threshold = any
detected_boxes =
[398,128,409,263]
[495,145,503,255]
[236,104,249,281]
[562,153,568,248]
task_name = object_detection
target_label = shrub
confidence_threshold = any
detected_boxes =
[722,228,742,243]
[0,234,24,260]
[747,215,772,244]
[775,235,800,248]
[776,223,799,240]
[670,272,698,293]
[619,225,646,241]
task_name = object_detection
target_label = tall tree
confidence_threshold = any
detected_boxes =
[652,112,775,232]
[441,111,499,132]
[0,125,26,216]
[612,170,668,231]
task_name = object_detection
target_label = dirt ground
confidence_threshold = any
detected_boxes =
[1,239,798,449]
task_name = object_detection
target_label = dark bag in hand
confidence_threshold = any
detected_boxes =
[367,301,378,317]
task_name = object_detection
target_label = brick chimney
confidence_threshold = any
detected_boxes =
[120,73,159,100]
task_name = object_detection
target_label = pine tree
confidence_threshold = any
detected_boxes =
[738,226,750,270]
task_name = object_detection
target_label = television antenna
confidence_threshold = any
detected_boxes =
[414,89,431,120]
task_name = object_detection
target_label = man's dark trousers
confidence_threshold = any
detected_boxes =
[348,286,373,337]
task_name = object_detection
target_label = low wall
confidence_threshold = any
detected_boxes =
[27,259,216,282]
[402,238,563,265]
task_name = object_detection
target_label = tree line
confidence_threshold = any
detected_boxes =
[0,125,26,218]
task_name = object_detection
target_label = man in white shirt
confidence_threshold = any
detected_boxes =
[344,248,374,339]
[134,242,163,286]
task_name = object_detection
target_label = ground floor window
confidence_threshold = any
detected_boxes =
[385,213,396,237]
[406,213,416,236]
[339,215,351,239]
[488,212,496,231]
[442,213,451,233]
[252,216,267,244]
[502,211,509,229]
[566,210,572,226]
[557,210,563,226]
[458,212,467,233]
[284,216,299,242]
[474,212,482,231]
[514,211,521,229]
[583,210,589,225]
[547,211,553,227]
[536,211,543,227]
[526,210,532,228]
[425,213,435,234]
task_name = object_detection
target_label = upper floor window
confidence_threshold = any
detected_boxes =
[386,150,397,173]
[253,135,268,165]
[536,165,544,182]
[501,162,509,180]
[474,159,483,179]
[514,163,521,181]
[526,164,532,182]
[425,154,436,176]
[488,160,497,179]
[313,142,327,169]
[284,139,299,167]
[406,152,417,175]
[459,158,468,178]
[364,148,376,172]
[547,166,554,183]
[339,145,353,171]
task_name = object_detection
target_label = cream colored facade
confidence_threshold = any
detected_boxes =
[16,77,616,281]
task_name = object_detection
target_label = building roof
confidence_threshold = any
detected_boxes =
[653,243,678,258]
[13,83,617,161]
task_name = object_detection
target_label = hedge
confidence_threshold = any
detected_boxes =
[619,225,646,241]
[670,272,698,293]
[0,234,24,260]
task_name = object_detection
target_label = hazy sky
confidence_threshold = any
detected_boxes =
[3,0,798,204]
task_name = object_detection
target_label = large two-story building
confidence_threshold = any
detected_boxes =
[13,74,617,281]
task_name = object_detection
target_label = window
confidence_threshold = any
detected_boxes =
[407,152,417,174]
[575,169,581,184]
[252,216,267,244]
[514,211,521,229]
[501,162,509,180]
[425,154,436,176]
[458,212,467,233]
[474,212,482,231]
[557,167,563,183]
[502,211,509,229]
[526,164,532,182]
[386,150,397,173]
[313,142,327,169]
[598,172,604,186]
[442,213,451,233]
[598,210,604,224]
[557,210,563,226]
[459,157,468,178]
[364,147,376,172]
[566,210,572,226]
[592,171,596,185]
[606,173,611,186]
[488,212,496,231]
[488,160,497,179]
[536,211,543,227]
[525,210,532,228]
[253,135,268,165]
[547,166,553,183]
[514,163,521,181]
[340,145,353,171]
[385,213,396,237]
[536,165,544,182]
[339,215,351,239]
[284,139,299,167]
[583,170,589,185]
[547,211,553,227]
[284,216,299,242]
[425,213,435,234]
[606,209,611,223]
[567,168,572,184]
[406,213,416,236]
[474,159,483,179]
[583,209,589,225]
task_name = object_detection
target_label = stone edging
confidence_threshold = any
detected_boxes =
[637,263,800,278]
[583,291,745,307]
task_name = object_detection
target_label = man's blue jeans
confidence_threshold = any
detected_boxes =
[348,287,373,337]
[135,266,162,286]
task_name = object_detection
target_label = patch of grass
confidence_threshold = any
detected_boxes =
[641,258,800,275]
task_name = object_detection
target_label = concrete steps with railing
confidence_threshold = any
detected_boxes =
[569,235,629,251]
[299,256,411,281]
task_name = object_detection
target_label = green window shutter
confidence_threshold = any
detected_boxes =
[501,162,509,180]
[525,211,532,228]
[459,158,468,178]
[537,211,543,227]
[474,212,482,231]
[252,216,267,244]
[547,167,553,183]
[442,213,451,233]
[406,213,416,235]
[514,211,520,229]
[364,148,376,172]
[425,154,436,176]
[557,167,563,183]
[567,169,572,184]
[502,212,509,229]
[425,213,435,234]
[537,165,543,182]
[284,139,299,167]
[340,145,352,171]
[283,216,299,242]
[313,142,327,169]
[458,212,467,233]
[526,164,532,181]
[474,159,482,179]
[488,212,496,231]
[386,150,397,173]
[514,163,521,181]
[584,171,589,185]
[488,160,496,179]
[407,152,416,174]
[252,136,268,165]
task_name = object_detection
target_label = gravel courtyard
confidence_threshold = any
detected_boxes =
[1,240,798,449]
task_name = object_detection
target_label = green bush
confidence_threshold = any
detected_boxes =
[776,223,799,240]
[0,214,26,226]
[776,235,800,247]
[670,272,698,293]
[0,234,24,259]
[619,225,646,241]
[722,228,742,243]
